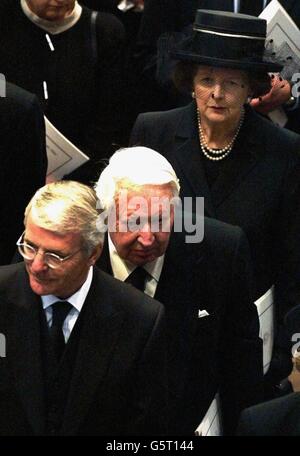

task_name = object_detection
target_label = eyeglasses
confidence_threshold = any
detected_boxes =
[195,76,246,95]
[16,232,81,269]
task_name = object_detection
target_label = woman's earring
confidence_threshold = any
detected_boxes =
[191,91,195,98]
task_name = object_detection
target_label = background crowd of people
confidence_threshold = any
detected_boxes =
[1,0,300,436]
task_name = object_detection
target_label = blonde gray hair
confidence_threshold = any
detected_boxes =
[24,180,104,254]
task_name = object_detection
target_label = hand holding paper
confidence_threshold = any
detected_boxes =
[250,74,291,114]
[257,0,300,125]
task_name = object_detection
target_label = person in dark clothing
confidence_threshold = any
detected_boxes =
[79,0,145,145]
[135,0,300,129]
[130,10,300,399]
[0,0,125,184]
[0,180,167,435]
[0,81,47,265]
[95,146,263,435]
[237,392,300,435]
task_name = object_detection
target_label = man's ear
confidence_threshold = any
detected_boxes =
[88,243,103,266]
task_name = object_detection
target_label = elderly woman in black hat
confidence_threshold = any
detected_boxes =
[130,10,300,398]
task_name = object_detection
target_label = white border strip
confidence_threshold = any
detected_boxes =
[193,26,266,40]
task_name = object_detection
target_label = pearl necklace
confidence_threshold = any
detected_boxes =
[197,108,245,161]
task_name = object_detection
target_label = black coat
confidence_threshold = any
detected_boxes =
[130,102,300,384]
[0,263,167,435]
[79,0,146,144]
[237,392,300,435]
[0,1,126,183]
[97,218,263,434]
[0,82,47,265]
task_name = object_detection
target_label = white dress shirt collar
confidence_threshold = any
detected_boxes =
[41,266,93,313]
[108,234,164,297]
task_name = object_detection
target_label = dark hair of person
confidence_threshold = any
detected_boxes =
[172,62,272,98]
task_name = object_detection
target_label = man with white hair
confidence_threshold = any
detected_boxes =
[0,180,167,436]
[95,146,263,435]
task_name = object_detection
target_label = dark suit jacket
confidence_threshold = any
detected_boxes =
[237,392,300,435]
[97,218,263,434]
[0,82,47,265]
[0,263,167,435]
[130,102,300,384]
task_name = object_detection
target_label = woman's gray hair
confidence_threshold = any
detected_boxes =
[94,147,181,212]
[24,180,104,254]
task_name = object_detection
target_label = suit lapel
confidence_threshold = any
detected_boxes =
[8,265,45,435]
[61,268,126,435]
[173,103,217,217]
[155,228,203,302]
[98,232,196,310]
[155,231,205,336]
[154,231,211,395]
[154,246,180,305]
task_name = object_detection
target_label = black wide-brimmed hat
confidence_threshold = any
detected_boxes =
[171,9,282,73]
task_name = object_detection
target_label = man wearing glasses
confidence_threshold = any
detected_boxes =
[0,180,167,436]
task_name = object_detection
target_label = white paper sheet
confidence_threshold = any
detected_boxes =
[45,117,89,180]
[194,393,222,436]
[255,286,275,374]
[260,0,300,58]
[259,0,300,126]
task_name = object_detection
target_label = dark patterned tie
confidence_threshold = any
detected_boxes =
[125,267,148,292]
[49,301,72,361]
